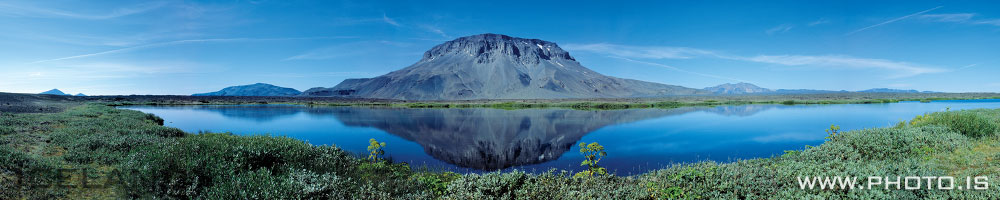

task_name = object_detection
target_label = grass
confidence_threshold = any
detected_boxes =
[2,104,1000,198]
[81,92,1000,111]
[385,98,941,110]
[325,96,996,110]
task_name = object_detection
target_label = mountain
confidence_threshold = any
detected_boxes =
[39,89,68,95]
[74,93,87,96]
[772,89,842,94]
[192,83,302,96]
[857,88,937,93]
[302,33,705,100]
[703,82,772,94]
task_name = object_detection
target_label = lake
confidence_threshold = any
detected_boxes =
[120,99,1000,175]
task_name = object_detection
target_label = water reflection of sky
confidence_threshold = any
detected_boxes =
[121,99,1000,175]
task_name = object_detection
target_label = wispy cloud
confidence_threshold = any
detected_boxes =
[0,60,211,95]
[420,25,450,38]
[611,56,749,83]
[0,1,165,20]
[382,13,401,27]
[808,18,831,26]
[846,6,942,35]
[918,13,1000,27]
[766,24,794,35]
[562,43,716,59]
[284,40,410,61]
[887,83,912,88]
[261,71,383,78]
[920,13,975,22]
[974,19,1000,26]
[741,55,947,78]
[566,43,948,78]
[958,63,978,70]
[30,36,355,63]
[2,61,206,84]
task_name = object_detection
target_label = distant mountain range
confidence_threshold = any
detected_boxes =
[857,88,938,93]
[39,89,67,95]
[190,34,939,99]
[703,83,772,94]
[38,89,85,96]
[702,82,938,95]
[191,81,941,97]
[192,83,302,96]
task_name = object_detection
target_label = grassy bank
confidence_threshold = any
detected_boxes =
[2,104,1000,199]
[108,96,1000,110]
[65,92,1000,110]
[393,98,912,110]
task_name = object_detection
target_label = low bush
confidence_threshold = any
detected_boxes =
[445,170,649,199]
[5,104,1000,199]
[119,134,326,198]
[0,145,63,199]
[910,109,999,138]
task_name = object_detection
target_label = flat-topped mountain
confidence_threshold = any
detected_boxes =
[303,33,705,100]
[193,83,301,96]
[704,82,772,94]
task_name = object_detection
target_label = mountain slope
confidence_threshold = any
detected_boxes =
[39,89,68,95]
[704,82,772,94]
[193,83,301,96]
[303,33,705,100]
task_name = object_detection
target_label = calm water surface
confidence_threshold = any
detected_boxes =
[120,99,1000,175]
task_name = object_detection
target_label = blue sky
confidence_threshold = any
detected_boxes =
[1,0,998,95]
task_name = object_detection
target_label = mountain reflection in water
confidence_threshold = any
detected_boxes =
[126,104,778,170]
[123,100,1000,173]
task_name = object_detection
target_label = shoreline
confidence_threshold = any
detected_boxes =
[2,101,999,198]
[6,91,998,112]
[108,95,1000,110]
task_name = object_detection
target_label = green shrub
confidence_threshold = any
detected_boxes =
[119,134,326,198]
[0,145,63,199]
[574,142,608,178]
[7,102,1000,199]
[652,101,683,108]
[413,172,460,196]
[825,124,840,140]
[445,170,650,199]
[910,109,1000,137]
[367,138,386,163]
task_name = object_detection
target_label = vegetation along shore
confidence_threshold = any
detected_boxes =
[2,93,999,198]
[3,92,996,111]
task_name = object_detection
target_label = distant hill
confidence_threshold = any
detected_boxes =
[39,89,68,95]
[700,83,937,95]
[857,88,938,93]
[302,33,705,100]
[74,93,87,96]
[193,83,302,96]
[771,89,843,94]
[703,82,772,94]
